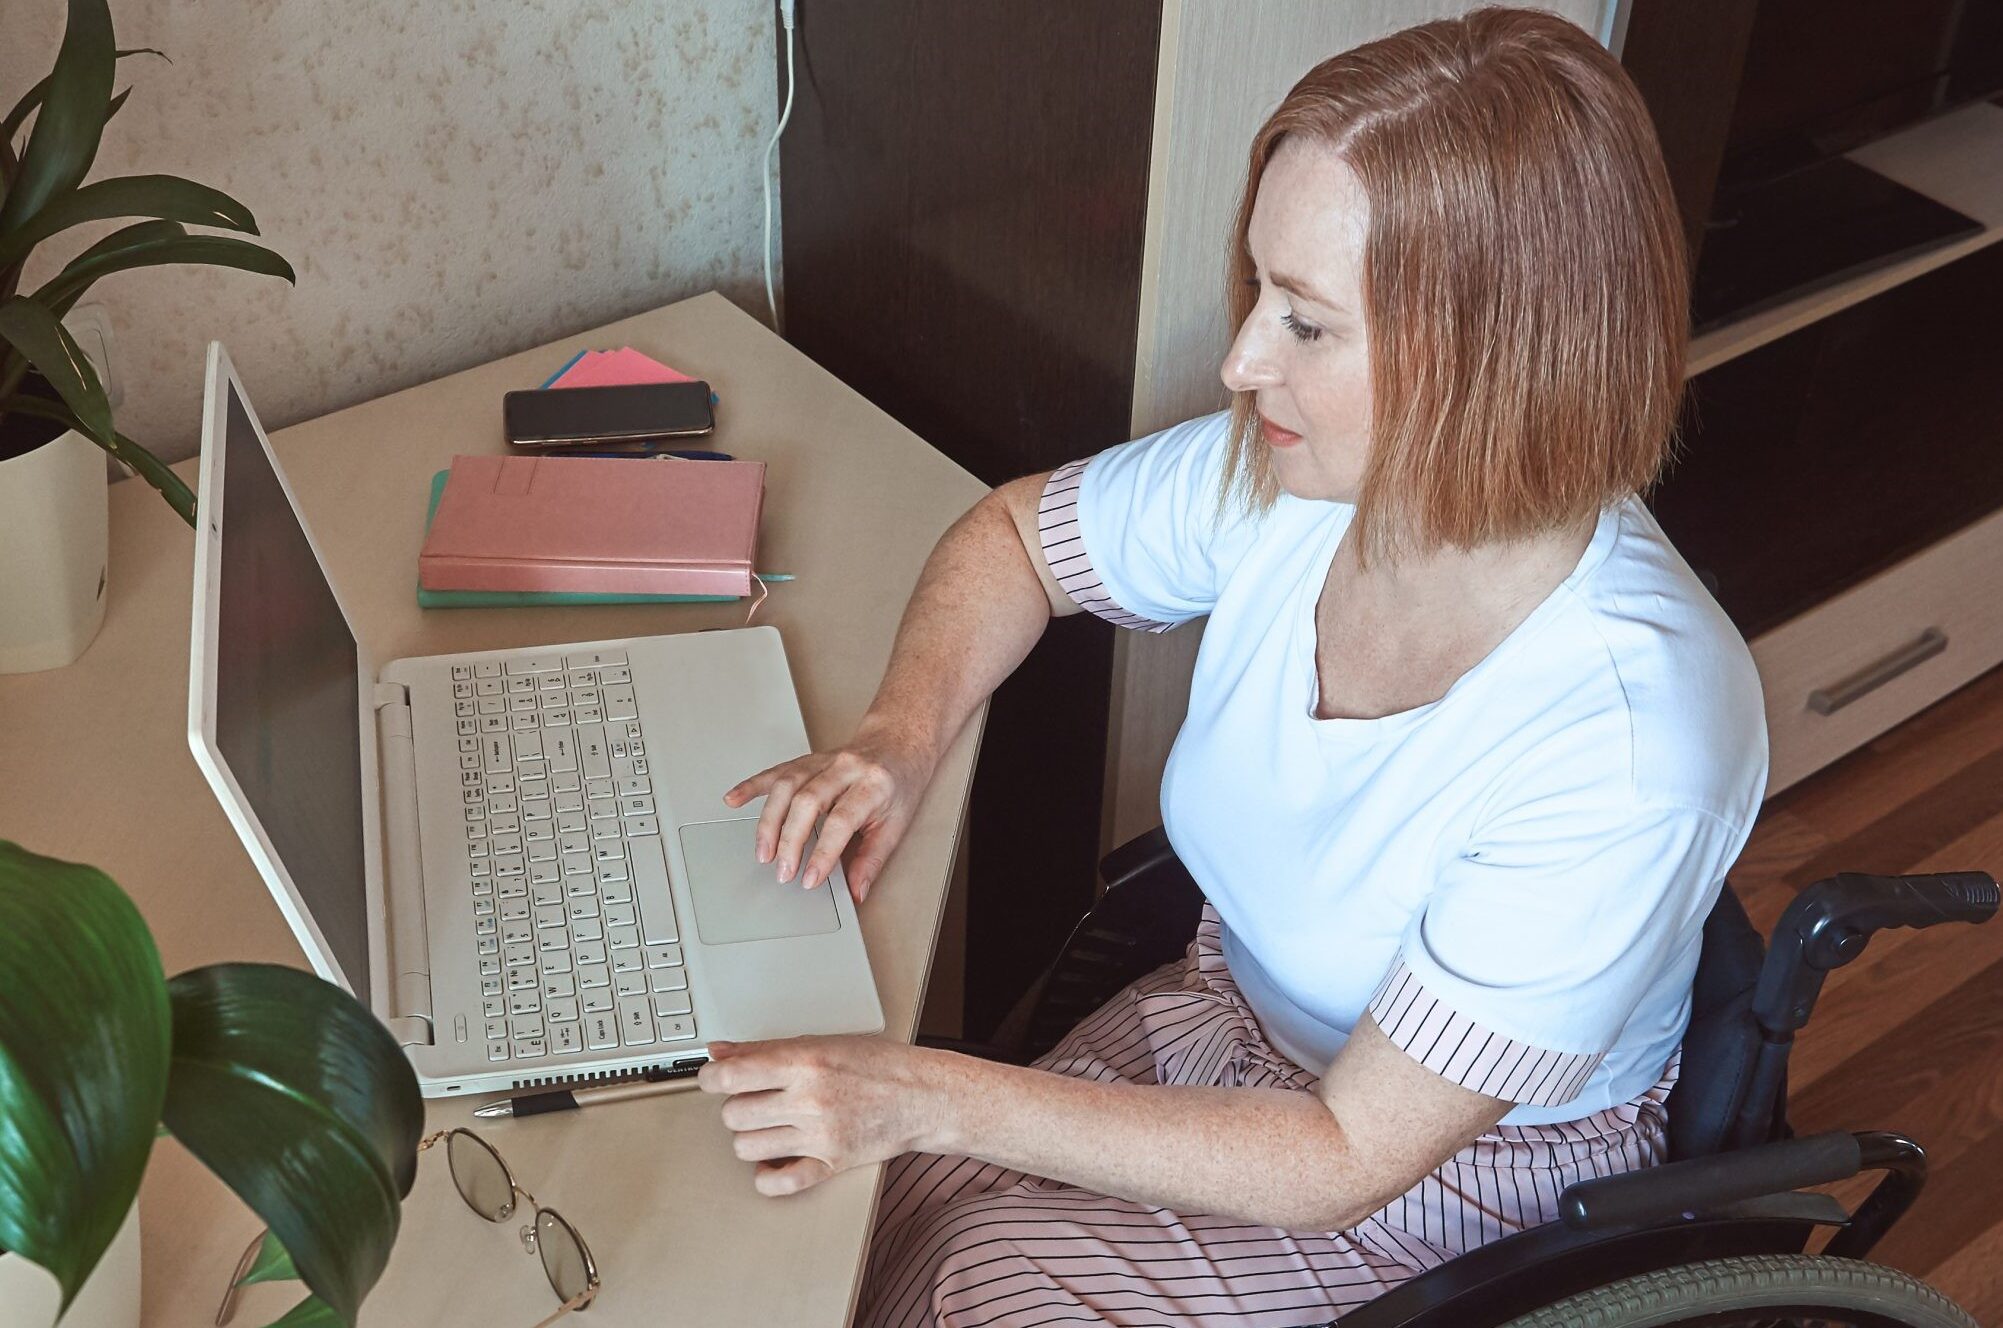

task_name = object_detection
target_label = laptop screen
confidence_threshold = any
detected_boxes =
[213,382,371,995]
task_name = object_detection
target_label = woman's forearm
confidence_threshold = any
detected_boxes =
[916,1051,1383,1234]
[857,484,1063,772]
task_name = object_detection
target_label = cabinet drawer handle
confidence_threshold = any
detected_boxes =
[1807,628,1948,716]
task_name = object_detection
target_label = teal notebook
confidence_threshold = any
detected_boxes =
[417,469,787,609]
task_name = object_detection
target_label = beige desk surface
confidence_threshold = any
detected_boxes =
[0,292,988,1326]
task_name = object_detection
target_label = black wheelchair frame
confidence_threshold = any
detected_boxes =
[925,827,1999,1328]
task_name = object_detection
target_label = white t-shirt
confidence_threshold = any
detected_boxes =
[1039,411,1768,1125]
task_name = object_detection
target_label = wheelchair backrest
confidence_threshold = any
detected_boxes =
[1665,881,1791,1161]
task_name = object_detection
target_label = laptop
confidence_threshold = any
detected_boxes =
[187,342,883,1098]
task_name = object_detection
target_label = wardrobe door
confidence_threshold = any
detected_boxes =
[777,1,1164,1035]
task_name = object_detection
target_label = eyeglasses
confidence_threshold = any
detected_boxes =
[215,1128,599,1326]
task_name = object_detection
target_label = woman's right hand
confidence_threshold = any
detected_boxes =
[721,725,937,904]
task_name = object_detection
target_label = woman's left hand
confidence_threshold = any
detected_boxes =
[697,1036,957,1196]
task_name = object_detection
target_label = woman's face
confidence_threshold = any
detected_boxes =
[1220,139,1375,504]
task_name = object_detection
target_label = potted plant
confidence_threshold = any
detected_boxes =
[0,841,424,1328]
[0,0,293,673]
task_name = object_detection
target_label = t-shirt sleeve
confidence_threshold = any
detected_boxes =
[1365,793,1744,1108]
[1037,412,1244,632]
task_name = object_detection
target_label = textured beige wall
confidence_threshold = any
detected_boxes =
[2,0,783,463]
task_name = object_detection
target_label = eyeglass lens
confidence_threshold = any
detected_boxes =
[446,1129,517,1222]
[535,1208,592,1304]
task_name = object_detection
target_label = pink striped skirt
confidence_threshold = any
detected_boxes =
[858,908,1676,1328]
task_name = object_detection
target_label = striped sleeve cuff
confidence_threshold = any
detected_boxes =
[1366,959,1606,1107]
[1038,460,1176,633]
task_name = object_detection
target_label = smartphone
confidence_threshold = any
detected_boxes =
[503,380,715,447]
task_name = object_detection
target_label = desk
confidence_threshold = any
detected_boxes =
[0,292,988,1325]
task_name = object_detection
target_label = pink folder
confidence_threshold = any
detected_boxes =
[418,454,766,596]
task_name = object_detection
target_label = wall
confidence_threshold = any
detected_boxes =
[2,0,782,463]
[1104,0,1621,850]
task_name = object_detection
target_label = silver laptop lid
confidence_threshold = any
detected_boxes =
[188,342,389,1003]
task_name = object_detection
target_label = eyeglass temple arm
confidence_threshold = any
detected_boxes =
[526,1286,597,1328]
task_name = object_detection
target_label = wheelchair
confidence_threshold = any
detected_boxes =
[925,827,2000,1327]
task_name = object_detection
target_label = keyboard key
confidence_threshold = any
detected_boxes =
[616,970,647,998]
[539,948,573,974]
[482,975,504,997]
[591,820,622,843]
[484,995,508,1018]
[458,718,479,737]
[512,714,539,731]
[585,778,615,801]
[650,967,688,993]
[618,999,655,1045]
[630,839,680,946]
[483,734,513,773]
[652,991,693,1018]
[509,990,541,1016]
[511,731,544,761]
[567,668,599,687]
[604,686,638,720]
[566,876,597,900]
[582,988,614,1014]
[563,852,593,877]
[480,715,509,734]
[488,1042,510,1062]
[535,905,566,931]
[513,1039,547,1059]
[608,924,640,951]
[658,1015,697,1043]
[485,1018,508,1041]
[566,648,628,669]
[510,1014,546,1041]
[453,664,473,681]
[500,899,529,923]
[540,973,576,1001]
[613,949,643,974]
[490,831,523,854]
[620,795,656,817]
[623,815,660,838]
[599,876,634,906]
[523,800,553,824]
[573,917,605,943]
[556,811,587,835]
[588,798,618,821]
[572,688,603,710]
[508,675,537,695]
[617,776,651,798]
[579,724,612,779]
[539,673,567,691]
[502,921,532,945]
[536,929,568,954]
[546,996,580,1023]
[585,1012,619,1050]
[548,731,579,772]
[575,940,608,967]
[455,699,476,718]
[567,895,600,922]
[596,859,631,887]
[542,708,574,728]
[532,878,563,905]
[507,968,538,992]
[601,664,632,684]
[477,696,505,715]
[498,878,528,900]
[603,901,637,929]
[529,861,559,886]
[645,944,683,968]
[476,677,504,696]
[526,836,556,860]
[506,654,564,675]
[552,1022,583,1054]
[575,706,604,725]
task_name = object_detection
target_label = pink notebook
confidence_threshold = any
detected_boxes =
[418,454,766,596]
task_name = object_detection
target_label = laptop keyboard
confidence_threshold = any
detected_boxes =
[450,648,698,1064]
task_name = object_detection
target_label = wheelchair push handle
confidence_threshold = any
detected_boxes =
[1754,870,1998,1034]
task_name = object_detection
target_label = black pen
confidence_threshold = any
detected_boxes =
[473,1059,708,1119]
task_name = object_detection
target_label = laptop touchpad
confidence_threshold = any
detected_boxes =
[681,819,840,945]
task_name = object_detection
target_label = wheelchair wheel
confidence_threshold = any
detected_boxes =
[1495,1253,1975,1327]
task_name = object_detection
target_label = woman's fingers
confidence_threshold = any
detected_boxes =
[729,1124,810,1164]
[751,761,820,865]
[801,783,883,891]
[772,765,852,883]
[754,1155,834,1197]
[840,817,905,904]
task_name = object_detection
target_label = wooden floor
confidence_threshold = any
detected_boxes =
[1727,661,2003,1320]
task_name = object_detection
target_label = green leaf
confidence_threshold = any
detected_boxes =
[0,295,112,444]
[0,48,165,147]
[35,222,295,318]
[161,964,423,1326]
[0,395,195,525]
[264,1296,346,1328]
[0,0,115,234]
[0,842,173,1312]
[241,1228,299,1286]
[0,174,260,271]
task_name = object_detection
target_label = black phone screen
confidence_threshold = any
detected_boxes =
[503,380,714,445]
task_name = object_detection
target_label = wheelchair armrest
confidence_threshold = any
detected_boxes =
[1560,1130,1863,1229]
[1099,825,1185,896]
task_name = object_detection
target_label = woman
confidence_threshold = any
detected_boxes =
[698,9,1767,1325]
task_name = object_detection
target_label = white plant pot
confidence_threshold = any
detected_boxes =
[0,1203,142,1328]
[0,427,110,674]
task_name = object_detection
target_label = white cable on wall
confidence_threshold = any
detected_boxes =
[763,0,798,330]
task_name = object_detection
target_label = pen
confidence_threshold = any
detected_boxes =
[472,1060,709,1119]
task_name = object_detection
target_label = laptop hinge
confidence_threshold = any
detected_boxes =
[374,682,435,1046]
